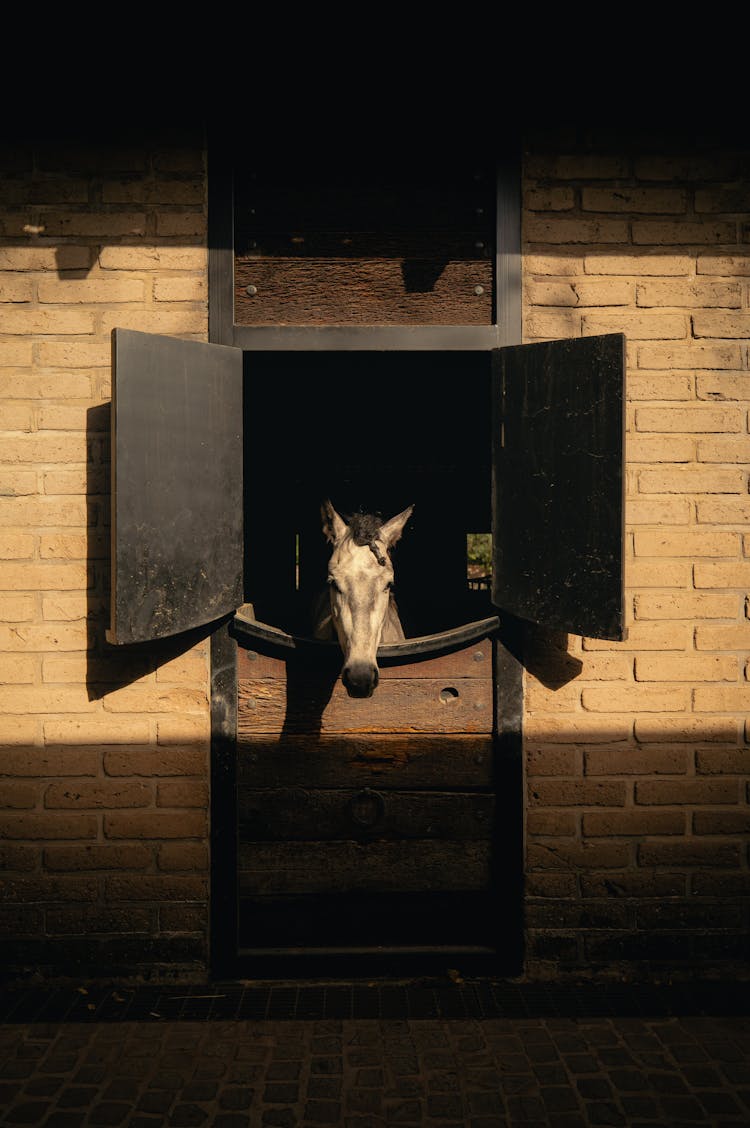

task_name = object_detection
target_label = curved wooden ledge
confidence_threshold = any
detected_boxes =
[231,604,500,664]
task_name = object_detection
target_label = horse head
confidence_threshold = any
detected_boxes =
[318,499,414,698]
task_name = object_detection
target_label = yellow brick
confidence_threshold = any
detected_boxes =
[695,623,750,650]
[633,220,735,245]
[582,187,687,213]
[576,654,634,680]
[34,341,110,367]
[525,681,581,712]
[582,686,689,712]
[0,716,39,746]
[634,530,738,557]
[524,217,629,244]
[41,469,88,495]
[0,562,88,590]
[102,686,207,714]
[634,716,739,742]
[37,406,88,430]
[41,594,88,620]
[587,254,692,276]
[0,339,33,366]
[697,254,750,276]
[627,373,692,400]
[694,685,750,711]
[525,276,631,304]
[98,309,207,336]
[638,280,741,308]
[638,467,744,493]
[0,594,36,620]
[0,405,33,430]
[0,276,34,302]
[527,155,629,179]
[0,498,88,527]
[636,406,744,432]
[0,622,88,650]
[627,499,691,525]
[154,650,208,684]
[0,434,87,463]
[637,343,742,369]
[0,687,91,713]
[583,311,687,340]
[525,310,581,338]
[0,533,35,559]
[694,311,750,338]
[153,277,206,302]
[156,715,210,744]
[37,277,145,303]
[696,374,750,400]
[524,186,576,210]
[154,213,206,237]
[634,592,739,619]
[525,713,633,743]
[627,435,695,462]
[40,211,147,237]
[635,655,737,682]
[0,470,37,495]
[627,561,692,587]
[697,437,750,463]
[694,562,750,588]
[38,534,88,560]
[0,373,92,399]
[1,308,96,335]
[98,246,207,271]
[44,716,153,745]
[0,654,36,683]
[695,186,750,212]
[583,622,691,650]
[0,247,91,271]
[634,155,738,181]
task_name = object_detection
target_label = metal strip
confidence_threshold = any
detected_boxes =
[231,324,501,352]
[231,607,500,662]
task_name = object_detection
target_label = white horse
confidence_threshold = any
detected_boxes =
[313,499,414,698]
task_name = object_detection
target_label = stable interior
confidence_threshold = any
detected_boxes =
[242,351,493,640]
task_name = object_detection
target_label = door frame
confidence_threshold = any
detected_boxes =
[207,143,525,979]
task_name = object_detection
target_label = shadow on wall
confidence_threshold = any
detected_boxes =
[85,403,214,701]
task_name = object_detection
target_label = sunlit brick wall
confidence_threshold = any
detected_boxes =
[0,132,211,977]
[522,132,749,978]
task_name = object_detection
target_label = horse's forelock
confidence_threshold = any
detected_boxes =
[344,513,387,567]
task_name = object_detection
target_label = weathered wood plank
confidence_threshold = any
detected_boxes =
[237,677,493,735]
[237,735,494,790]
[234,259,493,326]
[236,643,493,682]
[238,840,491,894]
[238,789,495,842]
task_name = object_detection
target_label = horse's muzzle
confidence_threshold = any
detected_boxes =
[342,662,379,698]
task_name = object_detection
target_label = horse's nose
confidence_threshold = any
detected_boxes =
[342,662,379,698]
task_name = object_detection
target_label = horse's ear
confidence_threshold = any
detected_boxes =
[380,504,414,548]
[321,499,348,544]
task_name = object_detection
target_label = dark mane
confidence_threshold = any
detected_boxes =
[346,512,383,546]
[345,512,387,566]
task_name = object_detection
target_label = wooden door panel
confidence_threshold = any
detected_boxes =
[237,735,494,790]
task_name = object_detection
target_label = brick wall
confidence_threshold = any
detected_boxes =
[523,132,749,978]
[0,132,211,978]
[1,130,747,982]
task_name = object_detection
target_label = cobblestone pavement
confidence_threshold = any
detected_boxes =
[1,1005,750,1127]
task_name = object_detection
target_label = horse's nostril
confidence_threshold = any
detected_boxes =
[342,663,378,698]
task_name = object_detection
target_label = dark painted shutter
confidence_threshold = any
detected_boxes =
[107,329,243,645]
[491,333,626,641]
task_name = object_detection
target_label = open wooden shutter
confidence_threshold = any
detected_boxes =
[492,333,626,641]
[107,329,243,645]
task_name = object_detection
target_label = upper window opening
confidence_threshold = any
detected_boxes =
[233,158,496,328]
